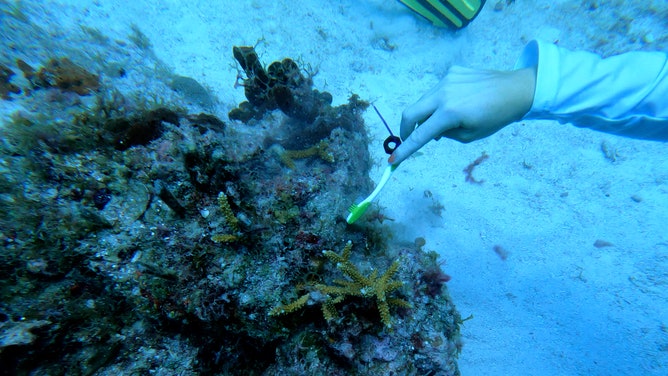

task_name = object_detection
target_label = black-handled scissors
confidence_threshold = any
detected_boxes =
[373,105,402,155]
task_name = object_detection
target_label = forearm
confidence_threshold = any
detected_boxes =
[516,40,668,140]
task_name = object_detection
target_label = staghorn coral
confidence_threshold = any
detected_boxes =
[271,241,411,328]
[211,233,239,243]
[319,241,412,327]
[268,293,310,316]
[217,191,239,232]
[211,191,240,243]
[275,139,335,168]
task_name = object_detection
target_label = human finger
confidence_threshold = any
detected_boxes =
[390,109,458,164]
[399,93,440,141]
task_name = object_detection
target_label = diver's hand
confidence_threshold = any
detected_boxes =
[389,66,536,164]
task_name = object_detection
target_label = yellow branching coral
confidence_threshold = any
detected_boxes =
[211,234,239,243]
[318,241,410,328]
[269,241,411,328]
[277,140,334,168]
[269,294,310,317]
[212,191,240,243]
[217,191,239,232]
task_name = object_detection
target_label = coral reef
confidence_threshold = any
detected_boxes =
[0,15,462,376]
[0,63,21,99]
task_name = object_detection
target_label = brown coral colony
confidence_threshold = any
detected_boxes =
[1,58,100,100]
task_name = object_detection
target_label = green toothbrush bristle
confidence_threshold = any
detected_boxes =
[346,201,370,224]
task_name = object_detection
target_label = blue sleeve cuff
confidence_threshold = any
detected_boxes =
[514,40,668,141]
[515,40,560,120]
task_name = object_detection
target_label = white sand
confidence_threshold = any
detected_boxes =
[20,0,668,374]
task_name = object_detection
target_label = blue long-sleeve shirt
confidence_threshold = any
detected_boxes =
[516,40,668,141]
